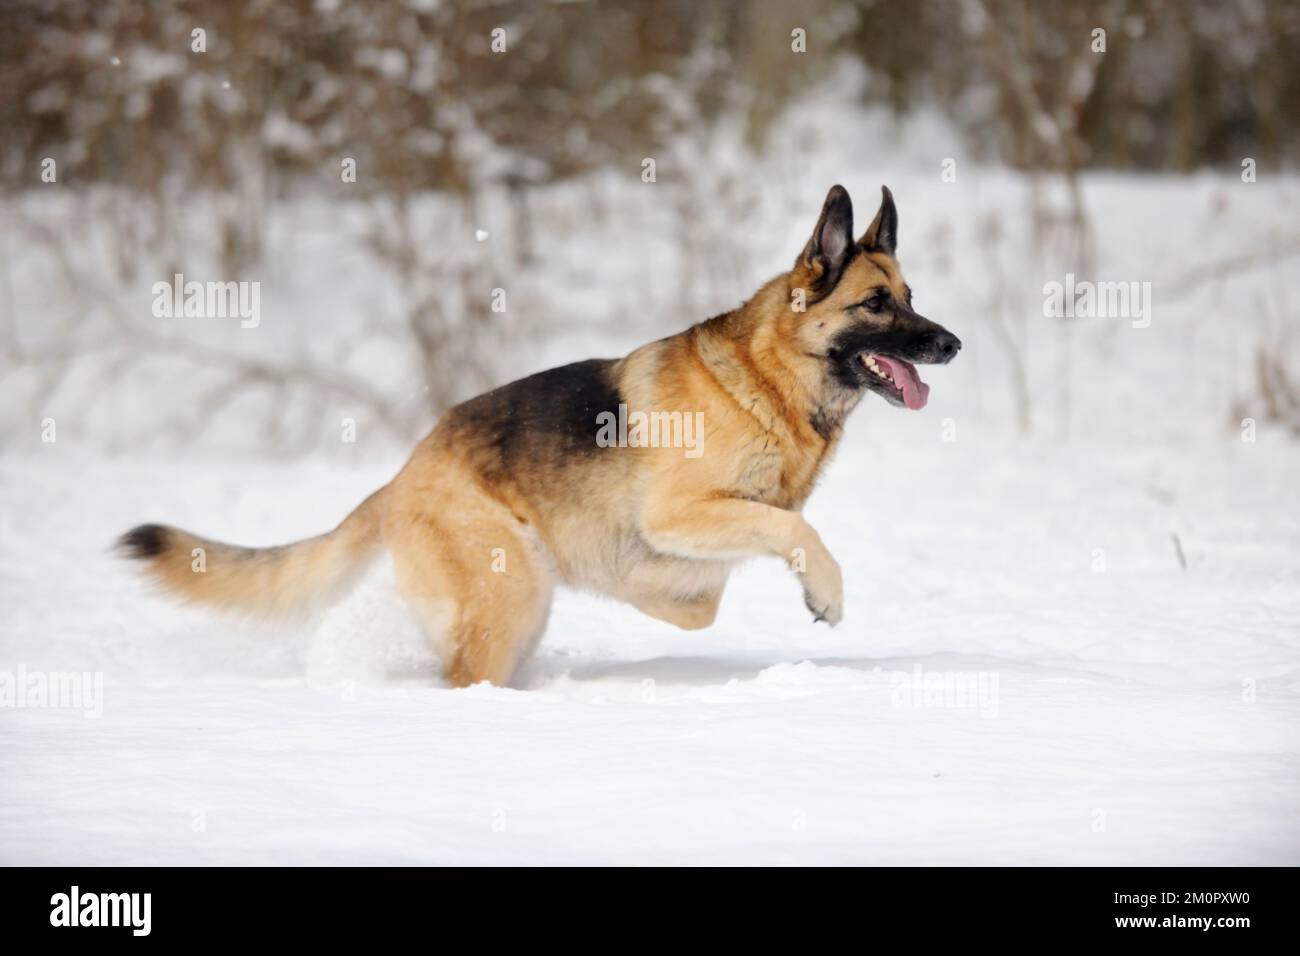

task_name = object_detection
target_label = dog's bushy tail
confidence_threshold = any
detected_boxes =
[118,488,388,618]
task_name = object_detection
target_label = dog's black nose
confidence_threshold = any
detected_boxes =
[934,332,961,362]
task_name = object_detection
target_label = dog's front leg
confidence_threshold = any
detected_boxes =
[642,497,843,625]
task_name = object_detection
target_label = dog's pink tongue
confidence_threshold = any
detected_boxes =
[876,357,930,410]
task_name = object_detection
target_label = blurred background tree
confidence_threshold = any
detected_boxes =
[6,0,1296,197]
[1,0,1297,452]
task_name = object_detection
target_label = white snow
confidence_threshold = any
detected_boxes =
[2,412,1297,864]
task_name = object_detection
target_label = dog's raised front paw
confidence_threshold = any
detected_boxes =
[803,588,843,627]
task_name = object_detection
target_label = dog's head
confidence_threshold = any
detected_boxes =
[787,184,960,410]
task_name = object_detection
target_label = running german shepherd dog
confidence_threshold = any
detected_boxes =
[121,185,960,687]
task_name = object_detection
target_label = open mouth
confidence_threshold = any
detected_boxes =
[859,353,930,410]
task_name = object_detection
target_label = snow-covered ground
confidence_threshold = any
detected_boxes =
[2,407,1297,864]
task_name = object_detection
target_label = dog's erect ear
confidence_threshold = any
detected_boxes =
[859,185,898,256]
[799,184,854,293]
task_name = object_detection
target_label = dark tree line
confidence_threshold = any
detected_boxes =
[2,0,1296,200]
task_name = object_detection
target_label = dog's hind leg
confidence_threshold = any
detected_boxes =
[444,578,553,688]
[387,469,554,688]
[392,526,553,688]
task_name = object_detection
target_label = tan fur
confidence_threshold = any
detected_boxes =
[124,187,931,687]
[127,490,387,617]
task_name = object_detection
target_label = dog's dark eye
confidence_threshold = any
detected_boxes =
[861,290,889,312]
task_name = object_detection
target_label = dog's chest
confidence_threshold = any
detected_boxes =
[732,435,826,509]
